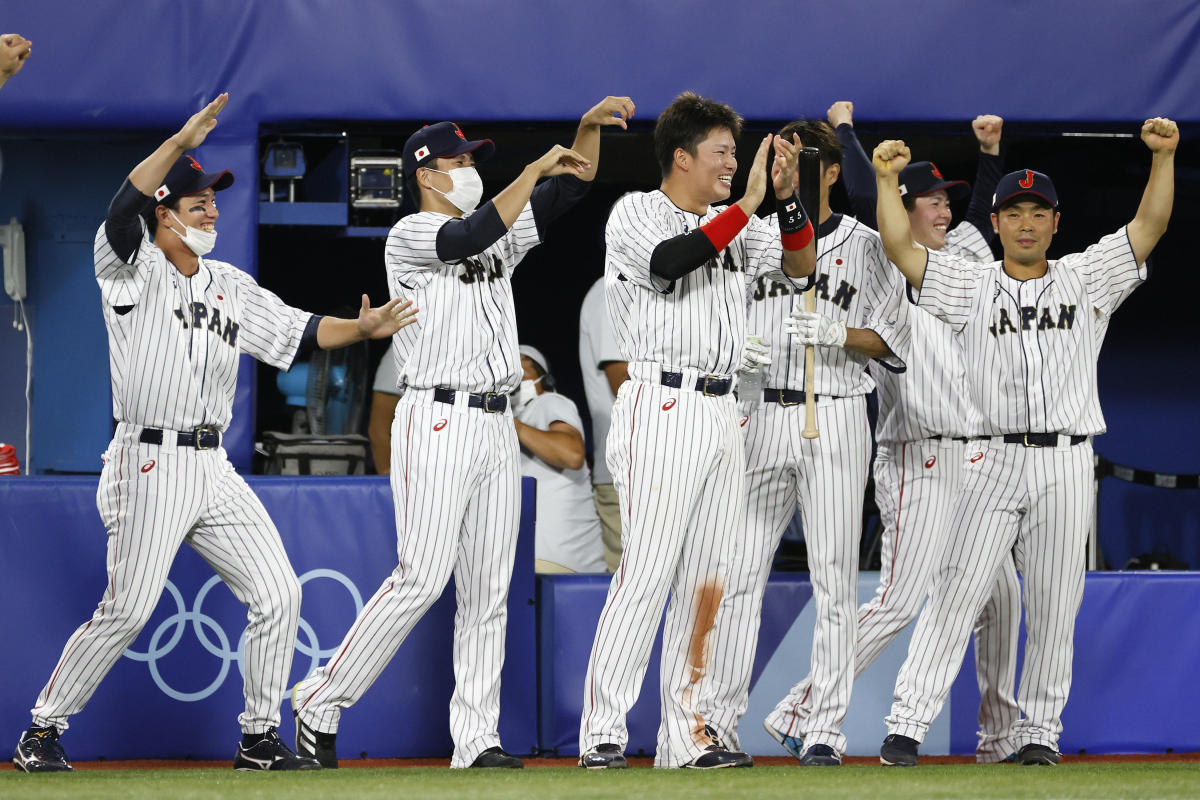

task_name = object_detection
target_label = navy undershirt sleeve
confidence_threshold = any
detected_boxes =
[836,123,878,229]
[964,152,1004,243]
[649,229,719,281]
[293,314,323,365]
[105,179,152,263]
[529,174,590,239]
[434,201,508,262]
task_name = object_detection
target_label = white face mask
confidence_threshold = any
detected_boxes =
[425,166,483,213]
[512,376,542,414]
[167,210,217,256]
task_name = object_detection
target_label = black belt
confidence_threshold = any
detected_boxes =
[139,426,221,450]
[989,433,1088,448]
[660,370,732,396]
[433,387,508,413]
[929,435,971,443]
[762,387,820,405]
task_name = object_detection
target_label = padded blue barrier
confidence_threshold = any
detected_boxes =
[0,476,537,761]
[539,573,1200,756]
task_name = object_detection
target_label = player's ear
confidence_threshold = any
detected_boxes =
[825,163,841,186]
[990,212,999,235]
[1052,211,1060,234]
[673,147,691,173]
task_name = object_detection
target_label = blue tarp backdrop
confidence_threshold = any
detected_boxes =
[2,477,1197,758]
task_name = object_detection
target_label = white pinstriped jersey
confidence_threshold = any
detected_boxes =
[604,191,795,375]
[94,223,312,432]
[872,222,994,443]
[748,214,906,396]
[384,203,541,393]
[919,227,1143,436]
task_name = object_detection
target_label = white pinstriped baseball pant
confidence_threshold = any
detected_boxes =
[887,437,1094,752]
[292,390,520,768]
[31,423,301,735]
[580,376,745,768]
[703,395,870,756]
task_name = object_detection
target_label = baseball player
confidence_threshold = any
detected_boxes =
[578,276,628,570]
[11,94,418,773]
[871,118,1177,766]
[291,96,634,769]
[579,91,816,770]
[771,106,1023,764]
[699,119,906,766]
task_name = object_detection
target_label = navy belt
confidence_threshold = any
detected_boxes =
[988,433,1088,448]
[433,387,508,413]
[762,387,820,405]
[139,426,221,450]
[660,371,732,396]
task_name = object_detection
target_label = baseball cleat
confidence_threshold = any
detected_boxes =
[293,714,338,769]
[469,746,523,768]
[12,726,73,773]
[1017,743,1060,766]
[234,728,322,771]
[763,718,804,761]
[683,744,753,769]
[799,743,841,766]
[580,743,628,769]
[880,734,920,766]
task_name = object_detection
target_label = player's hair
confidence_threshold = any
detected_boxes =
[654,92,743,178]
[778,120,842,171]
[901,194,917,212]
[996,194,1056,212]
[141,196,183,237]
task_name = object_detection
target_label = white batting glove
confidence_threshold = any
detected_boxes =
[739,334,772,373]
[785,310,847,348]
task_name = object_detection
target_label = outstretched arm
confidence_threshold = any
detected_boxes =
[316,294,418,349]
[873,140,927,289]
[1126,117,1178,264]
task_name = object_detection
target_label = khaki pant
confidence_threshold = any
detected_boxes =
[593,482,622,572]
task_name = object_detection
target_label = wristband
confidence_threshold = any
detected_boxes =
[698,203,750,253]
[781,220,814,251]
[777,193,810,233]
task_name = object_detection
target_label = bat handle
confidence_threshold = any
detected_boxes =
[802,287,819,439]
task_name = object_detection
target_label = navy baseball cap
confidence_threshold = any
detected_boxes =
[993,169,1058,211]
[898,161,969,201]
[153,155,233,204]
[403,122,495,177]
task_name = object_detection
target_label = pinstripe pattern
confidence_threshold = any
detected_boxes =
[384,205,540,394]
[699,215,900,756]
[604,191,793,376]
[579,379,745,767]
[292,394,520,767]
[887,439,1093,748]
[33,425,302,734]
[918,228,1143,436]
[294,202,542,767]
[28,222,313,737]
[885,227,1146,752]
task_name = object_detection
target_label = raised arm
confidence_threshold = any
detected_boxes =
[872,140,927,289]
[1126,117,1178,265]
[0,33,32,91]
[570,96,635,182]
[828,101,878,226]
[127,94,229,197]
[961,115,1005,240]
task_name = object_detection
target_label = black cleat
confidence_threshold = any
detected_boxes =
[294,715,338,769]
[684,744,753,769]
[470,746,523,768]
[1017,743,1060,766]
[579,743,628,769]
[800,743,841,766]
[234,728,322,771]
[880,734,919,767]
[12,726,73,773]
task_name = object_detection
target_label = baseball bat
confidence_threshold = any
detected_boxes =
[796,146,821,439]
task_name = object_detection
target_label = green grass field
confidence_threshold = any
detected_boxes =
[2,763,1199,800]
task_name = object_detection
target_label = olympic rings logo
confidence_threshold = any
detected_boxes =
[123,569,363,702]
